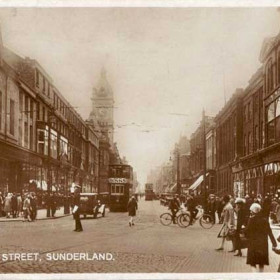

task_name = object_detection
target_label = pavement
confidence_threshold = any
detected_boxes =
[0,199,279,273]
[0,207,70,222]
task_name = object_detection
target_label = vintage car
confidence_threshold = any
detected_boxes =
[79,193,106,219]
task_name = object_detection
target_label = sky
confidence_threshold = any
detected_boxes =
[0,7,279,189]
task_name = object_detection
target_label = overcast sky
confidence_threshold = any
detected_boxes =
[0,8,279,188]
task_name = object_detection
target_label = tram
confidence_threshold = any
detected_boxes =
[108,164,133,212]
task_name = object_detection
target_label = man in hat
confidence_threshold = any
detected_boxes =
[73,185,83,232]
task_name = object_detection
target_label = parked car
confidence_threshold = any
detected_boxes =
[79,193,106,219]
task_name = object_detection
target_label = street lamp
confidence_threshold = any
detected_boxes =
[202,109,207,207]
[176,148,181,195]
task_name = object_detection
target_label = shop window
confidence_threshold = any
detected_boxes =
[249,132,253,154]
[276,98,280,118]
[30,125,33,150]
[276,117,280,142]
[36,102,40,120]
[25,95,28,113]
[267,121,275,146]
[254,125,259,151]
[30,101,33,119]
[50,129,57,159]
[24,122,28,147]
[244,134,247,155]
[267,102,275,122]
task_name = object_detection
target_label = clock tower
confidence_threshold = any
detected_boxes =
[89,68,114,146]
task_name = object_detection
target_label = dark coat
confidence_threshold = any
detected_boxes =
[236,206,246,231]
[127,199,137,216]
[11,195,18,211]
[245,213,277,266]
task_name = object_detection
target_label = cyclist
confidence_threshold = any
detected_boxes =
[169,195,180,224]
[186,193,198,225]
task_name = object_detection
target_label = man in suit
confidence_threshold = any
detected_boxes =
[73,186,83,232]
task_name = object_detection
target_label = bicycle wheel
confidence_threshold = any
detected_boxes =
[160,213,173,226]
[199,214,214,229]
[178,213,191,228]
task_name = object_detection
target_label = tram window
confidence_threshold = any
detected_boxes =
[120,186,124,194]
[111,185,115,193]
[116,185,120,193]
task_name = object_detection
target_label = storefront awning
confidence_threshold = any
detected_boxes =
[170,183,177,192]
[189,173,209,191]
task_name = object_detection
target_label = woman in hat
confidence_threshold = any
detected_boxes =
[216,195,235,251]
[127,196,138,227]
[245,203,277,272]
[233,198,246,256]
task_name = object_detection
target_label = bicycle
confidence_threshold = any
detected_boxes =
[160,207,190,228]
[178,205,214,229]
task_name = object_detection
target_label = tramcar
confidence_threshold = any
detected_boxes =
[108,164,133,212]
[145,183,154,201]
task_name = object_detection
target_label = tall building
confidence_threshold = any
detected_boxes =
[89,68,114,147]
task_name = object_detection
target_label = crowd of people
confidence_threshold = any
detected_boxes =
[0,191,73,221]
[165,191,280,272]
[213,193,280,273]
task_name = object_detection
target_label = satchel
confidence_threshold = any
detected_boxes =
[239,235,248,249]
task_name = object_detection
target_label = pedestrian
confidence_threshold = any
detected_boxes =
[30,193,37,221]
[207,194,216,224]
[73,185,83,232]
[245,203,277,272]
[216,195,235,251]
[275,199,280,224]
[11,193,18,218]
[186,193,198,226]
[22,194,32,222]
[262,194,271,220]
[4,193,12,218]
[217,197,224,224]
[270,198,278,224]
[169,195,181,224]
[0,192,4,217]
[127,196,138,227]
[49,193,57,217]
[233,198,246,257]
[16,194,23,217]
[244,195,253,225]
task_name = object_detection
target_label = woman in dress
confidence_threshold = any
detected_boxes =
[245,203,277,272]
[216,195,235,251]
[127,196,138,227]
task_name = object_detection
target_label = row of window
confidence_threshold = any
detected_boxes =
[36,68,85,136]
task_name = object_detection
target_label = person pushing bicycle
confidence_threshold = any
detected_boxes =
[186,193,198,225]
[169,194,181,224]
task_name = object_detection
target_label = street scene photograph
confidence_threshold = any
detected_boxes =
[1,5,280,277]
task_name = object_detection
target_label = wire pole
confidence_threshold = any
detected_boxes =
[202,109,207,207]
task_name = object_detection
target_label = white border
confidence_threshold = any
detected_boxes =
[0,1,280,279]
[0,273,279,279]
[0,0,279,8]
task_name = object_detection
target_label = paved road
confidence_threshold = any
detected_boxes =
[0,199,279,273]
